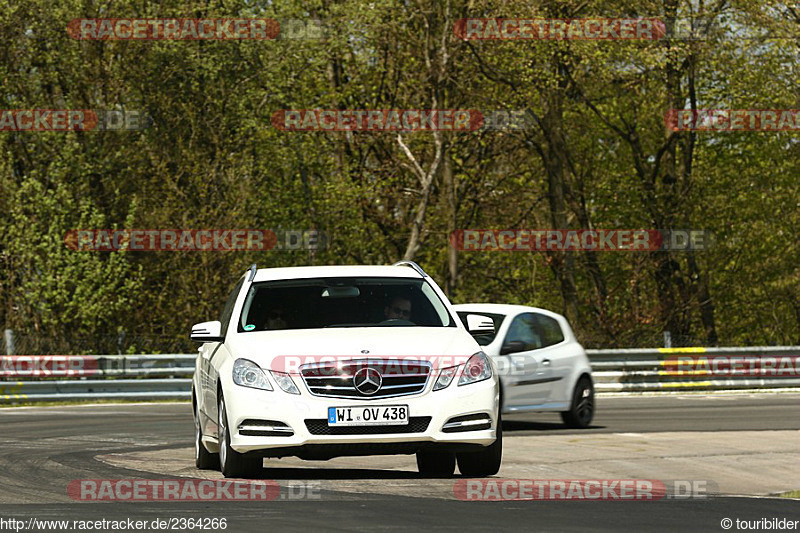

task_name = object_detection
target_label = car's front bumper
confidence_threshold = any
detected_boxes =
[223,374,499,457]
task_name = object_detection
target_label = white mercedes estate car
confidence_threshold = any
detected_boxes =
[453,304,594,428]
[191,262,501,478]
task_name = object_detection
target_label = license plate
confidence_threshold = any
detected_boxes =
[327,405,409,426]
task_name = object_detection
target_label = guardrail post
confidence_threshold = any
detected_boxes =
[4,329,14,356]
[117,329,126,355]
[663,331,672,349]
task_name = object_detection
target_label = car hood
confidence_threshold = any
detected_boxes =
[226,327,480,373]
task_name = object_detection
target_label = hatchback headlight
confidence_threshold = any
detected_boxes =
[458,352,493,386]
[232,358,272,391]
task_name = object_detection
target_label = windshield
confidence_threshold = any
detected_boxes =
[238,277,455,331]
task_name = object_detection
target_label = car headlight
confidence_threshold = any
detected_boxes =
[270,371,300,395]
[458,352,493,386]
[232,358,272,391]
[433,365,458,391]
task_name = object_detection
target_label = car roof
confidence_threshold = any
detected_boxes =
[453,303,565,319]
[454,303,576,341]
[251,264,424,282]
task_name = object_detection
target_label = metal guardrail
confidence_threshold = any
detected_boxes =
[587,347,800,393]
[0,379,192,402]
[1,347,798,403]
[0,354,196,403]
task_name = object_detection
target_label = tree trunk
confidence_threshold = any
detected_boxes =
[541,89,581,328]
[443,144,458,296]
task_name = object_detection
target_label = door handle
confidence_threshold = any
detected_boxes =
[541,359,551,366]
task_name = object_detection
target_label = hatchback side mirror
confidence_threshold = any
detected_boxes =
[500,340,526,355]
[191,321,223,342]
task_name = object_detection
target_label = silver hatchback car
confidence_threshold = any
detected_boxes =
[454,304,595,428]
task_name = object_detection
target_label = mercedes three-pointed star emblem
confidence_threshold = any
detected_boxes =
[353,367,382,395]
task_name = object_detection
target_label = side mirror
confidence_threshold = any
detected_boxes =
[465,314,495,336]
[500,340,526,355]
[191,321,223,342]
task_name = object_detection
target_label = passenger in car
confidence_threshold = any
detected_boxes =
[263,306,289,330]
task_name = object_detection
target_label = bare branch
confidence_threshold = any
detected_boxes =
[396,134,426,183]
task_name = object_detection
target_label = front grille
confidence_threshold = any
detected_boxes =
[300,358,431,399]
[305,416,432,435]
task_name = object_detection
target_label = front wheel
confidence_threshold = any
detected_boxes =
[456,418,502,477]
[560,377,595,428]
[218,393,261,478]
[194,397,219,470]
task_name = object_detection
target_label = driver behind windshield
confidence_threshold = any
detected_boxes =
[384,295,412,321]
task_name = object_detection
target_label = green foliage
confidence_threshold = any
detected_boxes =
[0,0,796,352]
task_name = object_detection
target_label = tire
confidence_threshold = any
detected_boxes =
[218,392,261,478]
[416,450,456,478]
[560,376,595,428]
[456,418,503,477]
[194,397,219,470]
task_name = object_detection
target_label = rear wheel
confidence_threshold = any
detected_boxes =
[456,418,502,477]
[416,450,456,477]
[194,396,219,470]
[560,377,595,428]
[218,393,261,478]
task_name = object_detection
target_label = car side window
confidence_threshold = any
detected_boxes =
[504,313,565,351]
[504,313,542,351]
[219,277,245,339]
[534,313,565,348]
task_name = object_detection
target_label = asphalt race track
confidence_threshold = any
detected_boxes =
[1,393,799,532]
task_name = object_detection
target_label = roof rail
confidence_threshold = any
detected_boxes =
[393,260,428,278]
[247,263,257,282]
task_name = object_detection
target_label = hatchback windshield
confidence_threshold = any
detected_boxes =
[238,277,455,331]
